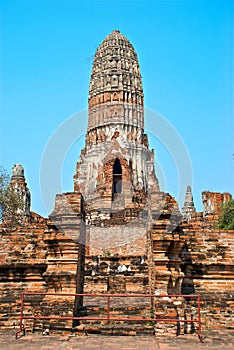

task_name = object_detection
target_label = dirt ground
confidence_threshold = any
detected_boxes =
[1,329,234,349]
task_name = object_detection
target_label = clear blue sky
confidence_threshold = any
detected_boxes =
[0,0,233,217]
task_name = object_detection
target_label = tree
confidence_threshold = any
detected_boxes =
[218,199,234,230]
[0,166,24,229]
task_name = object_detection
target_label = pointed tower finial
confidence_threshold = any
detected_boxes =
[182,185,196,220]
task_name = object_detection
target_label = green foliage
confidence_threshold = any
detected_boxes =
[218,199,234,230]
[0,166,24,229]
[103,250,111,256]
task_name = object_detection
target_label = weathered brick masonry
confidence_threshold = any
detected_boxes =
[0,30,233,335]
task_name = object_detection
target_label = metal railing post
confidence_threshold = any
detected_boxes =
[197,294,203,342]
[107,295,110,320]
[15,293,25,339]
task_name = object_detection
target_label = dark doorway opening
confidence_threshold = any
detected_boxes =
[112,158,122,200]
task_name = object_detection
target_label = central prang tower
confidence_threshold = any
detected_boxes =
[50,30,180,296]
[74,30,159,224]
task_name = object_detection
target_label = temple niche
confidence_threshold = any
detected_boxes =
[0,30,233,337]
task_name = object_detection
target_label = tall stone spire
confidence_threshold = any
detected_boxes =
[182,185,195,220]
[74,30,159,203]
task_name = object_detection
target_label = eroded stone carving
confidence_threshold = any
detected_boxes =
[12,164,24,177]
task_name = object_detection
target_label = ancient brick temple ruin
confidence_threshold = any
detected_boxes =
[0,30,233,336]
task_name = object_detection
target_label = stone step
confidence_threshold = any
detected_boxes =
[27,322,155,336]
[81,323,155,336]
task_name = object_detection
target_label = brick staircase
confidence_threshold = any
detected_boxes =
[73,254,155,336]
[73,296,155,336]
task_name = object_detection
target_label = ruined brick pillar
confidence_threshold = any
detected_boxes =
[10,164,31,216]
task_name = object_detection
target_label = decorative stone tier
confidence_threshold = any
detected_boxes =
[87,30,144,150]
[88,30,143,109]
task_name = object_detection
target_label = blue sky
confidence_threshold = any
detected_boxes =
[0,0,233,216]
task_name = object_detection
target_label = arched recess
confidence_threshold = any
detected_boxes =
[112,158,122,200]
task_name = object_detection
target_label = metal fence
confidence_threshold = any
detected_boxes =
[16,292,203,342]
